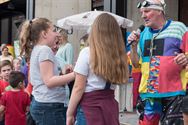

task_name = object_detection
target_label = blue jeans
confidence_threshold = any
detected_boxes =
[63,107,67,124]
[75,105,86,125]
[30,98,65,125]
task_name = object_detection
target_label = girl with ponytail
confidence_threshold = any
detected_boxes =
[19,18,75,125]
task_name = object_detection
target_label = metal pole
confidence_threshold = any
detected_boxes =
[26,0,34,20]
[110,0,112,12]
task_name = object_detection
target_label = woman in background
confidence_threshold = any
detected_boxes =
[55,29,74,124]
[0,45,13,62]
[56,29,74,69]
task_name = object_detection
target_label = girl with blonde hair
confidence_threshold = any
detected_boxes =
[67,13,129,125]
[19,18,74,125]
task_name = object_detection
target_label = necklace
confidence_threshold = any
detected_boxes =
[149,26,164,59]
[147,22,166,89]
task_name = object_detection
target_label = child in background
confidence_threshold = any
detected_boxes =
[6,58,27,91]
[0,60,12,96]
[0,60,12,125]
[0,71,30,125]
[6,58,22,91]
[12,58,21,71]
[12,56,29,87]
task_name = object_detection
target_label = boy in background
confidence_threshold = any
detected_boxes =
[0,60,12,96]
[0,60,13,125]
[12,58,21,71]
[0,71,30,125]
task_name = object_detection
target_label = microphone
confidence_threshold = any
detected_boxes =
[126,25,145,47]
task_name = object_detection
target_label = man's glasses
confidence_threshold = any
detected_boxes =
[137,1,162,9]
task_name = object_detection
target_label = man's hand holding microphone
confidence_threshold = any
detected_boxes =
[127,25,145,47]
[127,25,145,68]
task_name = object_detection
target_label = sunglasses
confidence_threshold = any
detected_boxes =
[137,1,162,9]
[53,25,73,34]
[53,25,63,33]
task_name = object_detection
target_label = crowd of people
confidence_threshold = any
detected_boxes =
[0,0,188,125]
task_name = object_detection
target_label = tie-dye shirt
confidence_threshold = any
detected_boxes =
[138,20,188,98]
